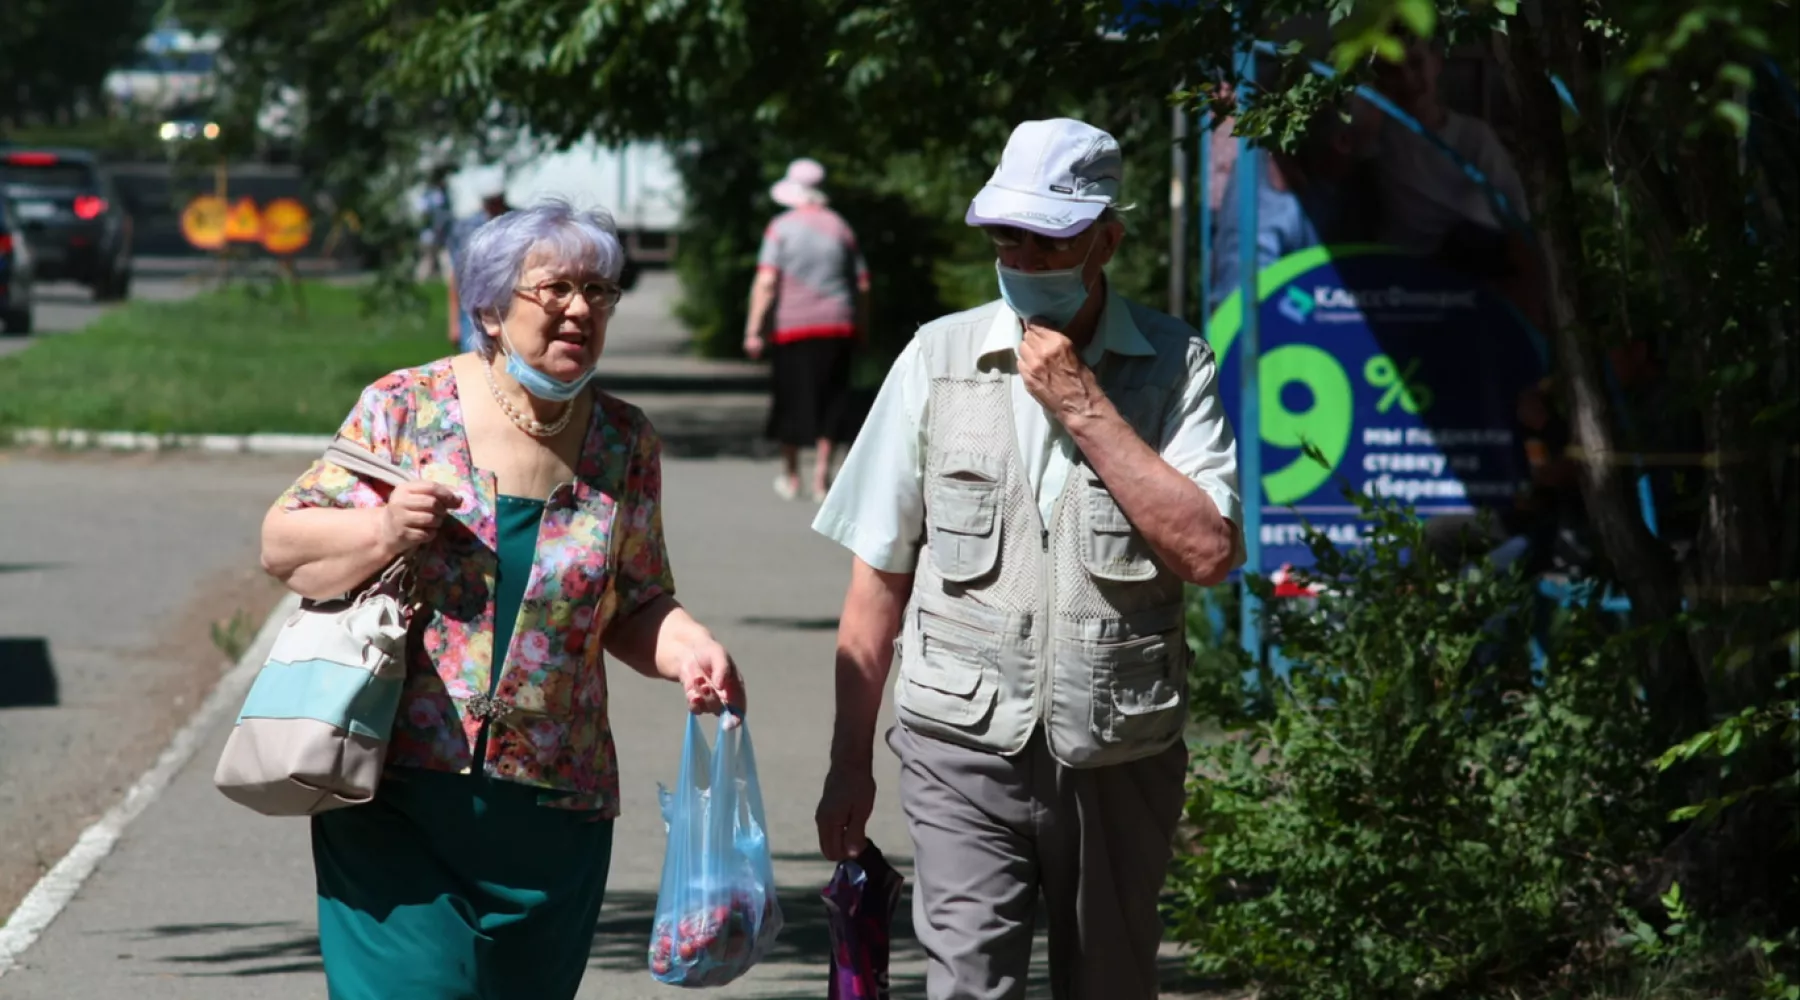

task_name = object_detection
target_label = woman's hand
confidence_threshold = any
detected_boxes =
[378,480,462,556]
[675,639,747,716]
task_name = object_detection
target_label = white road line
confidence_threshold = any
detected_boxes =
[0,591,302,979]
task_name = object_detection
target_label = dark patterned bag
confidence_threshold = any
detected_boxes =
[823,841,906,1000]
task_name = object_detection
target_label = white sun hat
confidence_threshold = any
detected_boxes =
[771,158,828,208]
[965,118,1123,238]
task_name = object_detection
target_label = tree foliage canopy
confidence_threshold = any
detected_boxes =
[0,0,159,126]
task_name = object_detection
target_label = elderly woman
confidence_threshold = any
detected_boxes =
[259,198,745,999]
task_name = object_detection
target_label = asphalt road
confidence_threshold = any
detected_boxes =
[0,274,203,360]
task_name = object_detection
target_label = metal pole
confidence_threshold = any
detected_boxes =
[1197,106,1213,325]
[617,144,629,219]
[1169,102,1189,321]
[1234,41,1264,667]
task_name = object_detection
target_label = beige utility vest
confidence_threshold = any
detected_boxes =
[894,303,1193,769]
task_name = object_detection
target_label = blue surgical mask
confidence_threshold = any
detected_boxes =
[499,322,596,402]
[994,251,1097,328]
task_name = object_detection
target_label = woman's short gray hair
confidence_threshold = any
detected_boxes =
[456,197,627,357]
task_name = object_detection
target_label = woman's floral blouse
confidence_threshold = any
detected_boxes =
[276,358,674,817]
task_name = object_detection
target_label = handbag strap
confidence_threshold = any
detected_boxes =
[320,436,420,607]
[324,436,416,487]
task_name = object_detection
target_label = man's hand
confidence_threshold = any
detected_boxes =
[743,333,766,361]
[1018,319,1105,426]
[815,763,877,861]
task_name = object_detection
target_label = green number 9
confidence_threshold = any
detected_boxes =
[1259,345,1353,505]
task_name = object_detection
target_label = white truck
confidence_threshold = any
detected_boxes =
[443,138,685,265]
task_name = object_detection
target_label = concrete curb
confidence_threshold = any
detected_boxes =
[5,428,334,456]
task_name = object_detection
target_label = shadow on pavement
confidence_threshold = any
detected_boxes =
[144,920,323,978]
[122,892,1226,994]
[596,373,771,394]
[590,860,1228,998]
[587,883,926,991]
[649,410,777,461]
[0,563,61,575]
[738,616,840,632]
[0,637,57,708]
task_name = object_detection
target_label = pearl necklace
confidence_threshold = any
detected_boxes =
[482,361,576,438]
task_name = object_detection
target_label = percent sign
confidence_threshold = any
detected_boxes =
[1363,354,1435,414]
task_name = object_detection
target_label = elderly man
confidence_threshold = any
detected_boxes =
[812,118,1243,1000]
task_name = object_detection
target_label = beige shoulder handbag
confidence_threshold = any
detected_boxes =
[214,437,417,817]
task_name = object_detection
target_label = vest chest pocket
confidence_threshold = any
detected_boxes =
[926,457,1002,583]
[1090,632,1186,745]
[1080,476,1158,582]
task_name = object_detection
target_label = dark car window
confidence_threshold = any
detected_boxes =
[1,163,98,191]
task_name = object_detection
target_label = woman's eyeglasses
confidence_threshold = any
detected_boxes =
[983,225,1083,254]
[514,279,623,312]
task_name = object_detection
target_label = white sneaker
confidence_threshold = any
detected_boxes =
[773,475,800,501]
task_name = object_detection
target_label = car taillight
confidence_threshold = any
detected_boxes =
[0,234,13,255]
[3,152,58,166]
[73,195,107,220]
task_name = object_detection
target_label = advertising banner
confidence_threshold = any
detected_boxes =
[1209,246,1547,572]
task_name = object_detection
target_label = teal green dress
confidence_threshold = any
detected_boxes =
[311,496,615,1000]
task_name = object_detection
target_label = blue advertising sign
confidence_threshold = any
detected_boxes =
[1209,246,1548,572]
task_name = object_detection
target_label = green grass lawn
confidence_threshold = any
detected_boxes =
[0,281,451,435]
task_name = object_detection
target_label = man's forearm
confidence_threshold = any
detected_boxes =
[831,558,911,766]
[1066,404,1237,585]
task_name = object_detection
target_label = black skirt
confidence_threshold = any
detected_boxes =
[766,335,856,446]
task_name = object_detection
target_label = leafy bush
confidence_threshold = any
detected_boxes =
[1169,501,1664,997]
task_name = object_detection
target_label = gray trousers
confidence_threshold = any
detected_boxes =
[888,723,1187,1000]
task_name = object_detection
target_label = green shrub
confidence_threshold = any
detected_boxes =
[1170,500,1664,997]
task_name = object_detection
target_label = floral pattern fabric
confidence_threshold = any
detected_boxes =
[276,357,674,816]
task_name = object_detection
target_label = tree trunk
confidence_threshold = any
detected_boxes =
[1491,8,1708,743]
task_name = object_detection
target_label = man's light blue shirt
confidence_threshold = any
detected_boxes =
[813,288,1243,575]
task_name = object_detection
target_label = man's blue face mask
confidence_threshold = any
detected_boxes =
[993,232,1100,328]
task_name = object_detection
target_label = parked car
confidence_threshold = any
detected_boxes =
[0,148,134,301]
[0,195,37,334]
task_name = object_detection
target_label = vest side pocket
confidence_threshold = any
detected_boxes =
[896,607,999,729]
[1089,631,1186,745]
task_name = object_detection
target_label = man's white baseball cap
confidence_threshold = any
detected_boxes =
[965,118,1123,238]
